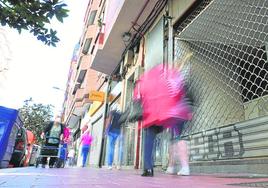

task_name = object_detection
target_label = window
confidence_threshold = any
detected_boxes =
[82,38,92,55]
[90,45,95,55]
[87,10,97,26]
[77,57,82,70]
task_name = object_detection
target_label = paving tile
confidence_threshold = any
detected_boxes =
[1,167,268,188]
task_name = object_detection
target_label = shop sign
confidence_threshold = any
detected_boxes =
[89,90,114,102]
[89,91,105,102]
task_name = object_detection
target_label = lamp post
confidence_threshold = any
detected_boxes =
[52,86,66,121]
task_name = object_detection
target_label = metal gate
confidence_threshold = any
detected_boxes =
[174,0,268,161]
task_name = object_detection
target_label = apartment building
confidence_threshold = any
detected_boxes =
[63,0,268,173]
[62,0,107,166]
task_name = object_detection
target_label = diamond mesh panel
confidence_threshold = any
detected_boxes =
[174,0,268,136]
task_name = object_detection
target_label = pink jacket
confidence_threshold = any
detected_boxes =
[63,127,70,139]
[134,64,192,129]
[81,133,93,146]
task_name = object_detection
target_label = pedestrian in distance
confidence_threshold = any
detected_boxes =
[63,126,71,144]
[40,116,64,168]
[67,148,75,167]
[105,103,122,170]
[79,129,93,167]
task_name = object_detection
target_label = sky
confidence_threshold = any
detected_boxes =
[0,0,89,117]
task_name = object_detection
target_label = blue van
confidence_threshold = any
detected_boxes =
[0,106,24,168]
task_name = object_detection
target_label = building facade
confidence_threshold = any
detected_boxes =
[62,0,107,167]
[63,0,268,173]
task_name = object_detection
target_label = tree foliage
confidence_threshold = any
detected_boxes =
[19,98,54,144]
[0,0,69,46]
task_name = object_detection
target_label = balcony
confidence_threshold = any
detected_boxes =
[82,93,91,106]
[72,83,81,95]
[66,89,89,129]
[74,88,84,102]
[90,0,159,75]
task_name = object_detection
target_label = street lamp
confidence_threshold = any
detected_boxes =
[52,86,66,121]
[122,32,131,42]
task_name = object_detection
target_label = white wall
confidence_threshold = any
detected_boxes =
[89,106,104,166]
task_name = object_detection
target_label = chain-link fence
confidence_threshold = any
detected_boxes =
[174,0,268,161]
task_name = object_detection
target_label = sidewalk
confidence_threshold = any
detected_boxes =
[0,167,268,188]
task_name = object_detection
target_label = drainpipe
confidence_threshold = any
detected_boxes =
[167,0,173,67]
[129,0,149,66]
[121,0,150,170]
[136,38,145,169]
[130,26,145,169]
[98,76,112,168]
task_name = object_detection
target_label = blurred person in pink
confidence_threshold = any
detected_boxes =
[134,63,192,177]
[63,127,71,144]
[79,129,93,167]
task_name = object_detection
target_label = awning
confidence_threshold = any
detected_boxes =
[90,0,160,74]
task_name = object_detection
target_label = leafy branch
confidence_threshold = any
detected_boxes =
[0,0,69,46]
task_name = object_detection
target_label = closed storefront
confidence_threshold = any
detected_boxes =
[173,0,268,173]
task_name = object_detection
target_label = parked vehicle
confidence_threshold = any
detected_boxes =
[9,127,28,167]
[0,106,23,168]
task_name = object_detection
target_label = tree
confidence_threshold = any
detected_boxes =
[19,98,54,144]
[0,0,69,46]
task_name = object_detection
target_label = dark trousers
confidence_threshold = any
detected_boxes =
[41,142,59,166]
[143,126,162,170]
